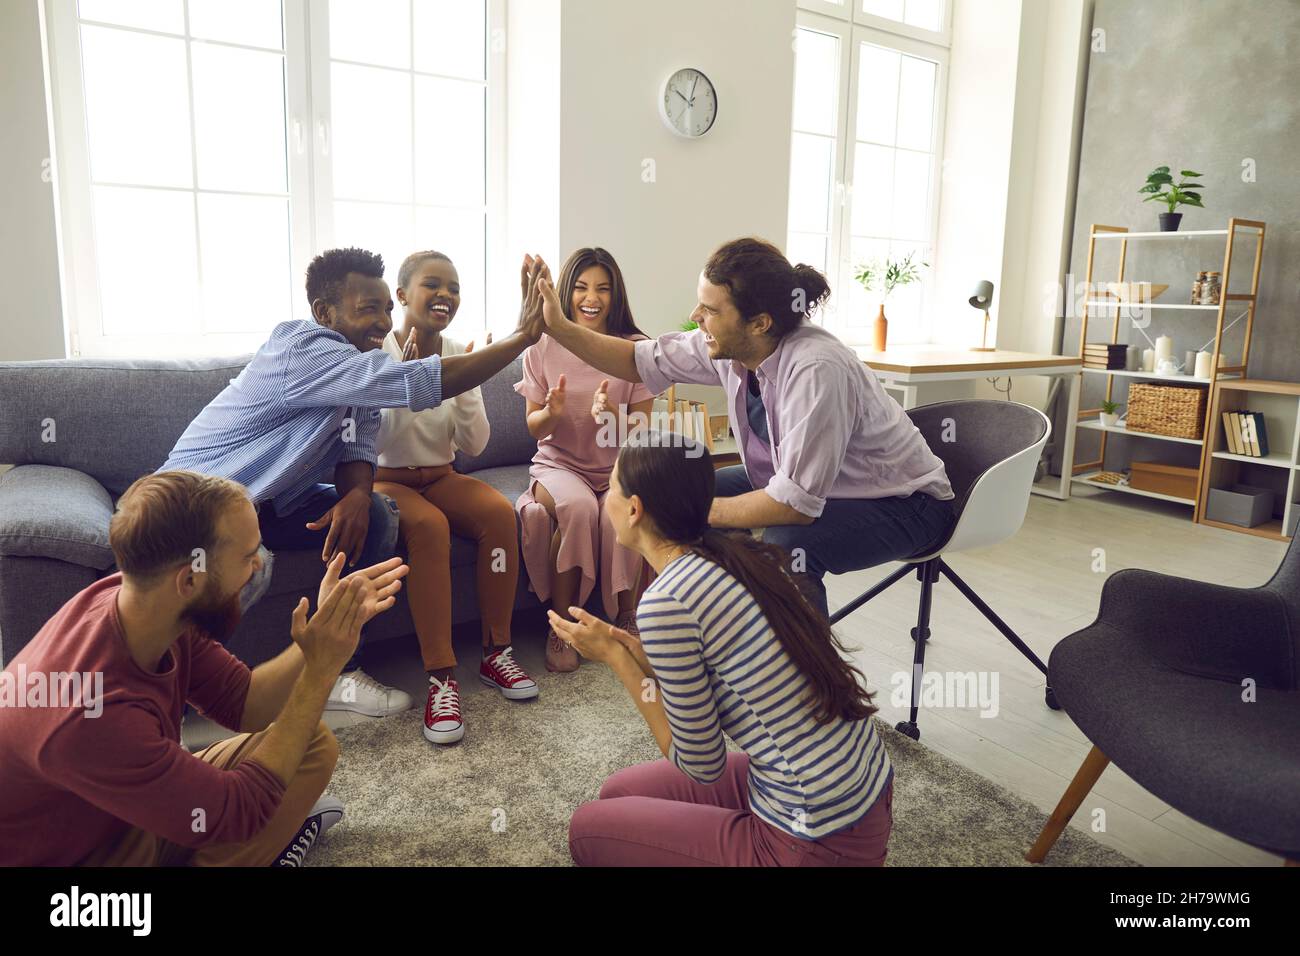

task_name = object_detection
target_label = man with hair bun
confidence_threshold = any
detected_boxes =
[537,236,956,617]
[162,247,550,715]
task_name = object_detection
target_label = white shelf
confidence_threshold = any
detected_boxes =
[1070,471,1196,505]
[1085,301,1222,311]
[1092,229,1231,240]
[1076,419,1203,445]
[1080,367,1235,386]
[1211,450,1292,468]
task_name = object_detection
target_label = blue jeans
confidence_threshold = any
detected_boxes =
[713,465,956,620]
[257,484,401,669]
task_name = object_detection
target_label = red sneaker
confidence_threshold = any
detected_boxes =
[479,646,540,700]
[424,676,464,744]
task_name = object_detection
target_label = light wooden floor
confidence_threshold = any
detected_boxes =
[828,483,1289,867]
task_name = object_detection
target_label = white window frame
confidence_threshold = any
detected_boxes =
[792,0,951,346]
[45,0,505,359]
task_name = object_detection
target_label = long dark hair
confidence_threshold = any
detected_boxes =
[556,247,646,338]
[616,432,877,724]
[704,237,830,338]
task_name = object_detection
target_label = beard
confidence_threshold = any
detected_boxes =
[182,578,244,644]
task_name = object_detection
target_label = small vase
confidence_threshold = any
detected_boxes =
[1158,212,1182,232]
[1099,412,1119,428]
[872,303,888,352]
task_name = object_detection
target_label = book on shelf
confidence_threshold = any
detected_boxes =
[1222,411,1241,455]
[1083,343,1129,370]
[1223,411,1270,457]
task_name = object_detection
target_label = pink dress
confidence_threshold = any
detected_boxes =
[514,334,655,619]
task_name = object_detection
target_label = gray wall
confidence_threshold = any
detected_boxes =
[1066,0,1300,475]
[0,0,65,361]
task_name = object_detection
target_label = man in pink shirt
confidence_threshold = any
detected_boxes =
[0,470,406,866]
[536,237,955,617]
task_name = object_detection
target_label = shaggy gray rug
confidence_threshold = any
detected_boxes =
[309,661,1134,867]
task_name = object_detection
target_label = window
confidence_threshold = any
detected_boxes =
[788,0,949,345]
[46,0,500,358]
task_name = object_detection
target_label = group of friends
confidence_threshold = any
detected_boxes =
[0,236,957,867]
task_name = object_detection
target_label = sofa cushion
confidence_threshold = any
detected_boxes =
[0,357,251,495]
[454,357,537,474]
[462,463,532,506]
[0,465,115,569]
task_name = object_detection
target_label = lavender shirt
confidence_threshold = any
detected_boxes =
[633,322,953,518]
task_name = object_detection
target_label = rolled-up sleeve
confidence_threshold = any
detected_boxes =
[767,361,853,519]
[634,330,721,395]
[339,407,381,466]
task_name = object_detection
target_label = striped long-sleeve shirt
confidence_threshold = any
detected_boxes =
[161,320,442,516]
[638,551,892,840]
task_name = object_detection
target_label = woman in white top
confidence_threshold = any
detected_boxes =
[374,251,543,746]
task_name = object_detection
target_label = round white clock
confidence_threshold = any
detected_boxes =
[659,68,717,138]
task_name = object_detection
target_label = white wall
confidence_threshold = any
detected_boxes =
[0,0,65,361]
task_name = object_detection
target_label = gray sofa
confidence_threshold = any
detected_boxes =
[0,355,542,668]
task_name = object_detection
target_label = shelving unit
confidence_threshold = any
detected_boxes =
[1069,218,1267,514]
[1196,379,1300,541]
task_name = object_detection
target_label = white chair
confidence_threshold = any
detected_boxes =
[830,399,1054,740]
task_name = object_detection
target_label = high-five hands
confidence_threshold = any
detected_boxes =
[292,553,409,676]
[590,379,611,422]
[536,274,567,337]
[517,254,551,343]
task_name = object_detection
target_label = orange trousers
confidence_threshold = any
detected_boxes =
[375,465,519,671]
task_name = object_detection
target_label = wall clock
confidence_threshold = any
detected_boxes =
[659,67,717,138]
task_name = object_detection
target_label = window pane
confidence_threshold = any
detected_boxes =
[80,26,192,187]
[896,55,936,151]
[416,207,485,334]
[414,76,484,207]
[413,0,485,80]
[861,0,904,23]
[788,133,834,234]
[330,63,413,202]
[792,29,838,137]
[786,232,828,276]
[192,45,288,194]
[851,143,894,237]
[905,0,943,32]
[855,43,899,146]
[333,201,415,290]
[892,149,931,240]
[198,194,292,334]
[78,0,183,33]
[189,0,284,50]
[329,0,410,69]
[93,185,198,337]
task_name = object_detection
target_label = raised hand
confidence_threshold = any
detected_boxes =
[516,254,550,343]
[591,379,611,422]
[291,570,368,676]
[401,327,420,361]
[544,373,567,416]
[537,276,567,336]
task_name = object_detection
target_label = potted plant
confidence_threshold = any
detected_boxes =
[1099,399,1122,429]
[1139,165,1205,232]
[854,251,928,351]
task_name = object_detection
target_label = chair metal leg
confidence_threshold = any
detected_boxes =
[1025,745,1110,863]
[828,561,916,625]
[936,559,1051,678]
[896,560,939,741]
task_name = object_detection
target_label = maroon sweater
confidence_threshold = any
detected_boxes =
[0,575,286,865]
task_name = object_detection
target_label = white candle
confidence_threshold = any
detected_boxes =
[1142,349,1156,372]
[1194,350,1213,379]
[1155,335,1173,365]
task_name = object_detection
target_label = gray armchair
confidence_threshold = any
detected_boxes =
[1027,532,1300,864]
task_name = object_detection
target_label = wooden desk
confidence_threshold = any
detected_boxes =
[855,346,1083,501]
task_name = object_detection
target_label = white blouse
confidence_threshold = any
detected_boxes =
[376,331,490,468]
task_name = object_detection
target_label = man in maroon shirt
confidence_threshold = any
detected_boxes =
[0,470,407,866]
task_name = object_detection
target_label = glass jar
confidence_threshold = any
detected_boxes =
[1202,272,1222,306]
[1191,271,1207,305]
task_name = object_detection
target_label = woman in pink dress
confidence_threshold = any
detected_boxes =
[515,248,656,672]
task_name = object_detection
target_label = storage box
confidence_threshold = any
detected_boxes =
[1205,484,1275,528]
[1125,383,1206,440]
[1129,460,1200,500]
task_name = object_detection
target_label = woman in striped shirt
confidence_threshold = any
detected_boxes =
[550,431,894,866]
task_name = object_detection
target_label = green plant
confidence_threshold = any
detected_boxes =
[1139,166,1205,214]
[681,319,699,331]
[1101,399,1121,415]
[854,251,928,299]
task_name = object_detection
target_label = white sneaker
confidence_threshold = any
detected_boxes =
[423,675,465,744]
[326,669,412,717]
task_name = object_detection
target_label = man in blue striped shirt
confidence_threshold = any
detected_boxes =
[163,247,548,717]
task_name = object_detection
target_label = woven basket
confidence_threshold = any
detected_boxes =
[1125,382,1206,439]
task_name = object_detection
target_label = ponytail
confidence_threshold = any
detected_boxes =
[691,528,877,725]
